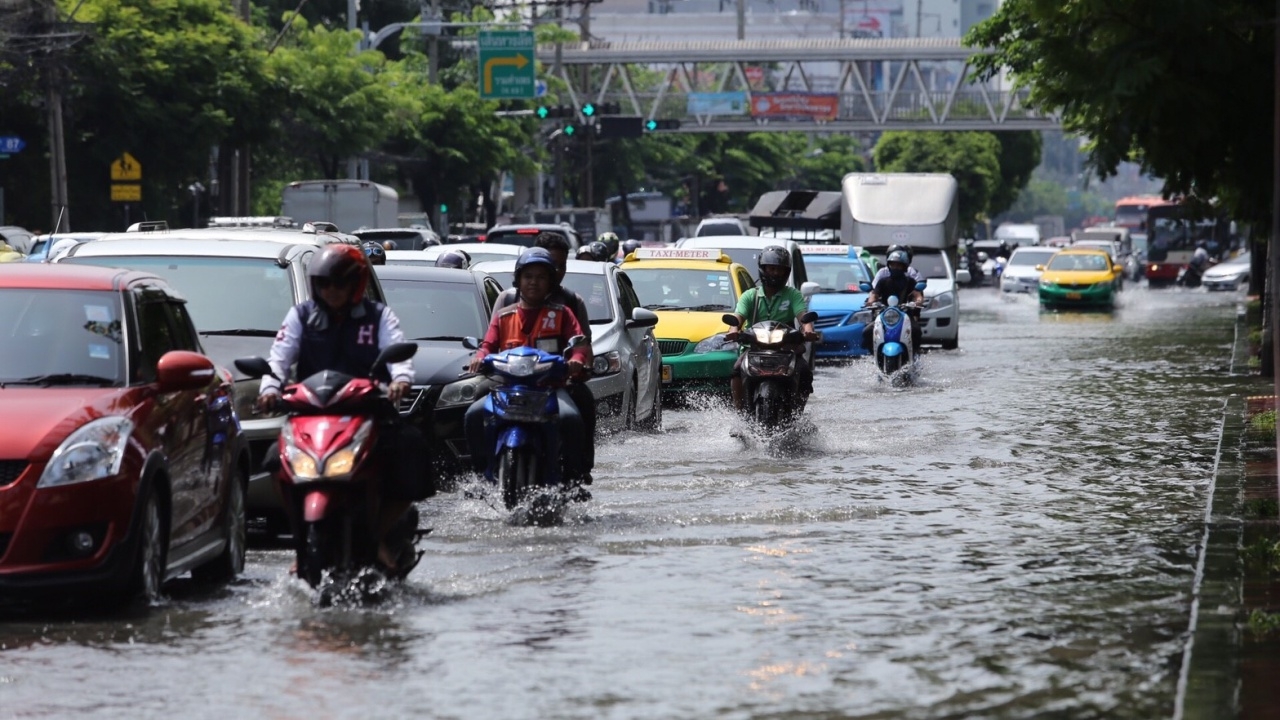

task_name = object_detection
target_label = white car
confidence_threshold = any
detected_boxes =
[694,217,748,237]
[1202,252,1251,291]
[1000,246,1059,294]
[387,242,523,267]
[909,251,962,350]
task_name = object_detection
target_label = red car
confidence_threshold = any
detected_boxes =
[0,264,248,607]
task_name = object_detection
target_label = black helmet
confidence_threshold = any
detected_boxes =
[587,241,610,261]
[308,244,371,303]
[597,231,620,259]
[887,249,910,266]
[758,245,791,289]
[887,244,913,262]
[514,247,559,285]
[361,241,386,265]
[434,249,471,269]
[621,239,642,257]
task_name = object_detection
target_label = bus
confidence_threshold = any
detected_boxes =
[1113,195,1171,230]
[1144,200,1231,287]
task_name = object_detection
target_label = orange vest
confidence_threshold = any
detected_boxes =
[494,303,570,353]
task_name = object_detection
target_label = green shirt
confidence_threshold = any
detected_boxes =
[735,286,807,325]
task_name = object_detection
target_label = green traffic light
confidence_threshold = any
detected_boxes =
[582,103,595,117]
[645,119,657,131]
[536,106,549,119]
[439,204,448,213]
[564,124,576,136]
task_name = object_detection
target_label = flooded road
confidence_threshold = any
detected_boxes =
[0,286,1252,719]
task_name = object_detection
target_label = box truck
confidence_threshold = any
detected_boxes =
[281,180,398,233]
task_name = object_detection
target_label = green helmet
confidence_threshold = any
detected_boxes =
[597,231,620,259]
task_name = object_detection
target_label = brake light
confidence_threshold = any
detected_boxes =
[516,228,540,234]
[477,234,486,242]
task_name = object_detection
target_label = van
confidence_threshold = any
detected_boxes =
[994,223,1042,248]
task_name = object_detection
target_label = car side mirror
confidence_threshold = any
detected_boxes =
[158,351,217,392]
[1034,264,1045,272]
[462,336,480,350]
[1114,265,1124,273]
[626,307,659,329]
[859,281,872,292]
[955,269,971,284]
[234,356,274,380]
[800,281,820,297]
[721,313,741,327]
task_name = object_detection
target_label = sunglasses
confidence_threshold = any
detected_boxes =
[314,277,352,289]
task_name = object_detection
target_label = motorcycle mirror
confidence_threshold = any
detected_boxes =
[566,334,587,349]
[721,313,741,327]
[372,342,418,373]
[859,282,872,292]
[234,356,274,380]
[797,311,817,325]
[915,281,927,291]
[462,336,480,350]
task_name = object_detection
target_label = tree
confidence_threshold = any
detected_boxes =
[873,131,1002,233]
[988,132,1042,219]
[967,0,1274,225]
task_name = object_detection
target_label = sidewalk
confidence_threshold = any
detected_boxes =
[1176,303,1280,720]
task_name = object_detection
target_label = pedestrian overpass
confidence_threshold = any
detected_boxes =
[534,37,1059,133]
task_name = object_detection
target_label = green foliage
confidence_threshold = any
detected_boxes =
[1249,410,1276,437]
[874,131,1002,232]
[1244,498,1280,519]
[966,0,1276,225]
[988,132,1042,219]
[1248,609,1280,638]
[1243,536,1280,573]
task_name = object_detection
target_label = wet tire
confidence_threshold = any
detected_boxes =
[624,378,637,431]
[193,467,247,584]
[753,382,781,429]
[127,482,168,603]
[498,447,537,510]
[302,522,330,589]
[637,382,662,432]
[880,353,904,378]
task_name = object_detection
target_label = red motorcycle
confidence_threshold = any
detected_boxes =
[236,343,423,596]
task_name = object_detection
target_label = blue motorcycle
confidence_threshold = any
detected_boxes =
[471,341,585,522]
[858,282,926,385]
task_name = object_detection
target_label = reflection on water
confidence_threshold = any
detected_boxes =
[0,285,1252,718]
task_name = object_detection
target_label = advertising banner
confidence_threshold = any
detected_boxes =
[687,92,748,116]
[749,93,840,121]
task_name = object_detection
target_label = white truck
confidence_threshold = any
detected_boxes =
[281,180,398,233]
[840,172,967,350]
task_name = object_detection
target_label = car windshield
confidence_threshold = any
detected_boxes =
[909,253,951,279]
[0,289,125,386]
[697,222,744,237]
[1048,253,1110,272]
[66,255,294,334]
[626,267,737,311]
[1007,250,1057,267]
[486,230,564,248]
[380,278,488,340]
[562,272,614,323]
[704,248,760,277]
[807,260,870,292]
[355,231,428,250]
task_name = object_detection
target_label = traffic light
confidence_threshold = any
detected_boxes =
[580,101,622,118]
[645,118,682,132]
[536,104,573,120]
[439,203,448,213]
[597,116,644,139]
[563,122,577,137]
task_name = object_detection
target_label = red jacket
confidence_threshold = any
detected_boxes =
[477,302,590,365]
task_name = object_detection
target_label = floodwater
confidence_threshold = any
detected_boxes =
[0,284,1251,719]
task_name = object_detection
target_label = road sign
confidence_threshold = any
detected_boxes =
[110,152,142,181]
[111,184,142,202]
[535,79,548,98]
[478,31,535,100]
[0,137,26,154]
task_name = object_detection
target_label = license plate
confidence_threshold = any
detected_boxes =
[1066,292,1081,300]
[661,365,672,383]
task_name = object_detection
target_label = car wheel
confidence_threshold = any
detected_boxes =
[128,482,168,603]
[624,378,638,430]
[637,381,662,432]
[942,334,958,350]
[193,467,247,583]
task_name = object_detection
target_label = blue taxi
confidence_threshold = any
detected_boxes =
[799,245,874,360]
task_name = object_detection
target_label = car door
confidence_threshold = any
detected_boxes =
[131,287,209,546]
[616,270,658,401]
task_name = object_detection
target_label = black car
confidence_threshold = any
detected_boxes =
[484,223,583,252]
[374,265,502,475]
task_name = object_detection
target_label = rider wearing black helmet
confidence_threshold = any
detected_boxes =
[621,239,643,258]
[580,241,609,262]
[465,247,594,487]
[870,244,922,285]
[434,249,471,269]
[725,246,818,413]
[863,249,925,355]
[256,243,430,574]
[597,232,620,262]
[362,241,387,266]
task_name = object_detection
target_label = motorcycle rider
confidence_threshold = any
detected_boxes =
[491,233,598,479]
[725,246,819,413]
[862,249,925,355]
[255,244,431,574]
[870,244,923,285]
[621,239,643,259]
[362,241,386,266]
[434,249,471,269]
[465,248,595,486]
[577,241,610,262]
[598,231,620,262]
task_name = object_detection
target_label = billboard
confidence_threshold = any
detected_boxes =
[687,92,748,116]
[749,93,840,121]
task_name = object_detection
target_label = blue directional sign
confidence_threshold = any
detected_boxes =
[0,137,26,154]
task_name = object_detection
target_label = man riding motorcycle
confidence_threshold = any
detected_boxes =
[362,241,386,266]
[862,249,925,355]
[465,248,595,486]
[256,244,431,573]
[598,231,620,263]
[435,249,471,269]
[870,244,923,285]
[726,246,818,413]
[621,239,643,259]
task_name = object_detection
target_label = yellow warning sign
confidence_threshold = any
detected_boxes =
[111,184,142,202]
[110,152,142,182]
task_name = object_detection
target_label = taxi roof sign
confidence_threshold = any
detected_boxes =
[629,248,728,262]
[799,244,855,256]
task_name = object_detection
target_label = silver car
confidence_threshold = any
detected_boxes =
[472,258,663,432]
[1000,247,1059,294]
[1202,252,1251,291]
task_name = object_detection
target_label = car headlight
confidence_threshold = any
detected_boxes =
[694,333,738,354]
[924,292,954,311]
[592,351,622,376]
[1040,280,1057,289]
[439,374,494,408]
[37,416,134,488]
[852,309,875,325]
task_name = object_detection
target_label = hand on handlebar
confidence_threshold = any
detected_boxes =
[254,391,280,414]
[387,380,410,404]
[803,330,820,342]
[567,358,588,380]
[724,330,740,342]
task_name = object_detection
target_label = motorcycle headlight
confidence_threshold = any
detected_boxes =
[280,424,319,480]
[694,333,737,354]
[752,327,787,344]
[501,354,541,377]
[924,292,954,311]
[321,420,373,478]
[37,416,134,488]
[592,351,622,376]
[439,374,494,408]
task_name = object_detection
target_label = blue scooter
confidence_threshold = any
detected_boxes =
[859,281,926,385]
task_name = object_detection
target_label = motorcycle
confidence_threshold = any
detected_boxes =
[235,343,425,598]
[722,311,818,430]
[464,337,587,525]
[857,282,926,386]
[1177,258,1215,288]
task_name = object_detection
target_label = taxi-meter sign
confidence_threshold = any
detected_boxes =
[110,152,142,181]
[632,248,724,261]
[799,245,853,255]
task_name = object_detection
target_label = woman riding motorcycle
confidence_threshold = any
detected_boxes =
[863,249,925,355]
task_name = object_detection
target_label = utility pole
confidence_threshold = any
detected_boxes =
[736,0,745,40]
[428,0,440,84]
[44,1,69,232]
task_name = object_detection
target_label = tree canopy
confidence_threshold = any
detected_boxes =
[967,0,1275,224]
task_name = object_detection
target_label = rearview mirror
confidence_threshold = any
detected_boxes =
[721,313,741,327]
[234,356,274,380]
[566,334,587,349]
[915,281,927,292]
[800,281,820,297]
[158,351,217,392]
[859,281,872,292]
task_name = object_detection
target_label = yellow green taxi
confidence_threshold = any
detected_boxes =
[1038,247,1124,309]
[620,248,756,397]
